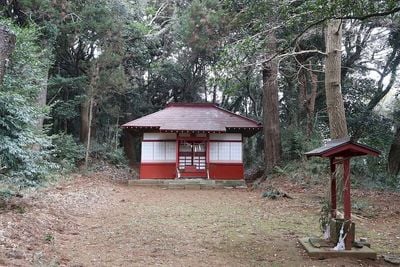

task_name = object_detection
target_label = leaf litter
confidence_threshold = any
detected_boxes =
[0,168,399,266]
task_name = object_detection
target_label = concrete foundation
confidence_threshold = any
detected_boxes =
[299,237,377,260]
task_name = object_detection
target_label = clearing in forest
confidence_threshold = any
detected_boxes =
[0,171,399,266]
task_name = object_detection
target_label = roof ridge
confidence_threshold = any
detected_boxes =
[214,105,262,126]
[166,102,217,108]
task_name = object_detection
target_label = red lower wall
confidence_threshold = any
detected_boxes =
[209,163,243,180]
[139,162,244,180]
[140,163,176,179]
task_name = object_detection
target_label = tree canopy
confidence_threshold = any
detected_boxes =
[0,0,400,189]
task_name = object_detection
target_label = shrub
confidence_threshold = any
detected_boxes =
[52,134,85,171]
[0,20,57,186]
[90,141,128,166]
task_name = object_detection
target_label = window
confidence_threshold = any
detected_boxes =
[141,141,176,162]
[210,142,242,162]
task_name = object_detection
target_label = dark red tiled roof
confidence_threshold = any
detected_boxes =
[122,103,262,135]
[305,137,380,158]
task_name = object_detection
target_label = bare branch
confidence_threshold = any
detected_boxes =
[352,65,383,76]
[339,7,400,21]
[264,49,326,65]
[145,20,173,38]
[148,3,169,26]
[291,6,400,47]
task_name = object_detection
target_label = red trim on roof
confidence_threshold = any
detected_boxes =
[322,144,380,158]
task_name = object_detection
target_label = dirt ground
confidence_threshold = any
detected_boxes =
[1,170,399,266]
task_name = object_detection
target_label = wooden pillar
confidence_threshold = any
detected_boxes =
[206,133,210,179]
[175,137,180,178]
[330,157,337,218]
[343,158,352,250]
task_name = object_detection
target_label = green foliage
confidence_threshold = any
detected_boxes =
[0,20,57,185]
[178,0,227,59]
[243,133,264,168]
[271,158,329,186]
[0,189,15,200]
[1,0,400,194]
[348,113,395,188]
[52,134,85,171]
[281,127,323,161]
[44,233,54,243]
[261,187,290,199]
[283,129,307,160]
[90,141,127,166]
[290,0,399,21]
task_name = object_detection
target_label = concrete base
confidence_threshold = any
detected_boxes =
[128,179,247,189]
[299,237,377,260]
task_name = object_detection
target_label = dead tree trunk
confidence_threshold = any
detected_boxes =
[84,96,94,169]
[325,19,348,139]
[36,42,52,129]
[388,125,400,176]
[298,69,307,127]
[307,65,318,137]
[32,77,49,152]
[0,25,16,85]
[263,31,281,172]
[84,62,99,169]
[36,70,49,129]
[80,100,89,144]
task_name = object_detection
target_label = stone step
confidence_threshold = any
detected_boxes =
[128,179,247,189]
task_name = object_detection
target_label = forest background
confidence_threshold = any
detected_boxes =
[0,0,400,193]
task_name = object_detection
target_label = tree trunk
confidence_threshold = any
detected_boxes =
[32,82,48,152]
[388,125,400,176]
[122,130,137,167]
[325,19,348,139]
[298,69,307,127]
[212,85,217,103]
[36,40,52,129]
[80,100,89,144]
[84,62,99,168]
[307,66,318,137]
[263,31,281,172]
[84,96,94,169]
[0,25,16,85]
[36,74,48,128]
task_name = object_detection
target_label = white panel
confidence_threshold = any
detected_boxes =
[210,142,219,161]
[209,133,242,141]
[143,133,176,140]
[141,142,154,161]
[209,141,243,162]
[153,142,166,161]
[218,142,231,161]
[142,141,176,162]
[230,142,242,161]
[165,142,176,161]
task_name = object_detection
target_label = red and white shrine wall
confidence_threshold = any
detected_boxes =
[138,132,244,180]
[140,133,177,179]
[209,133,243,180]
